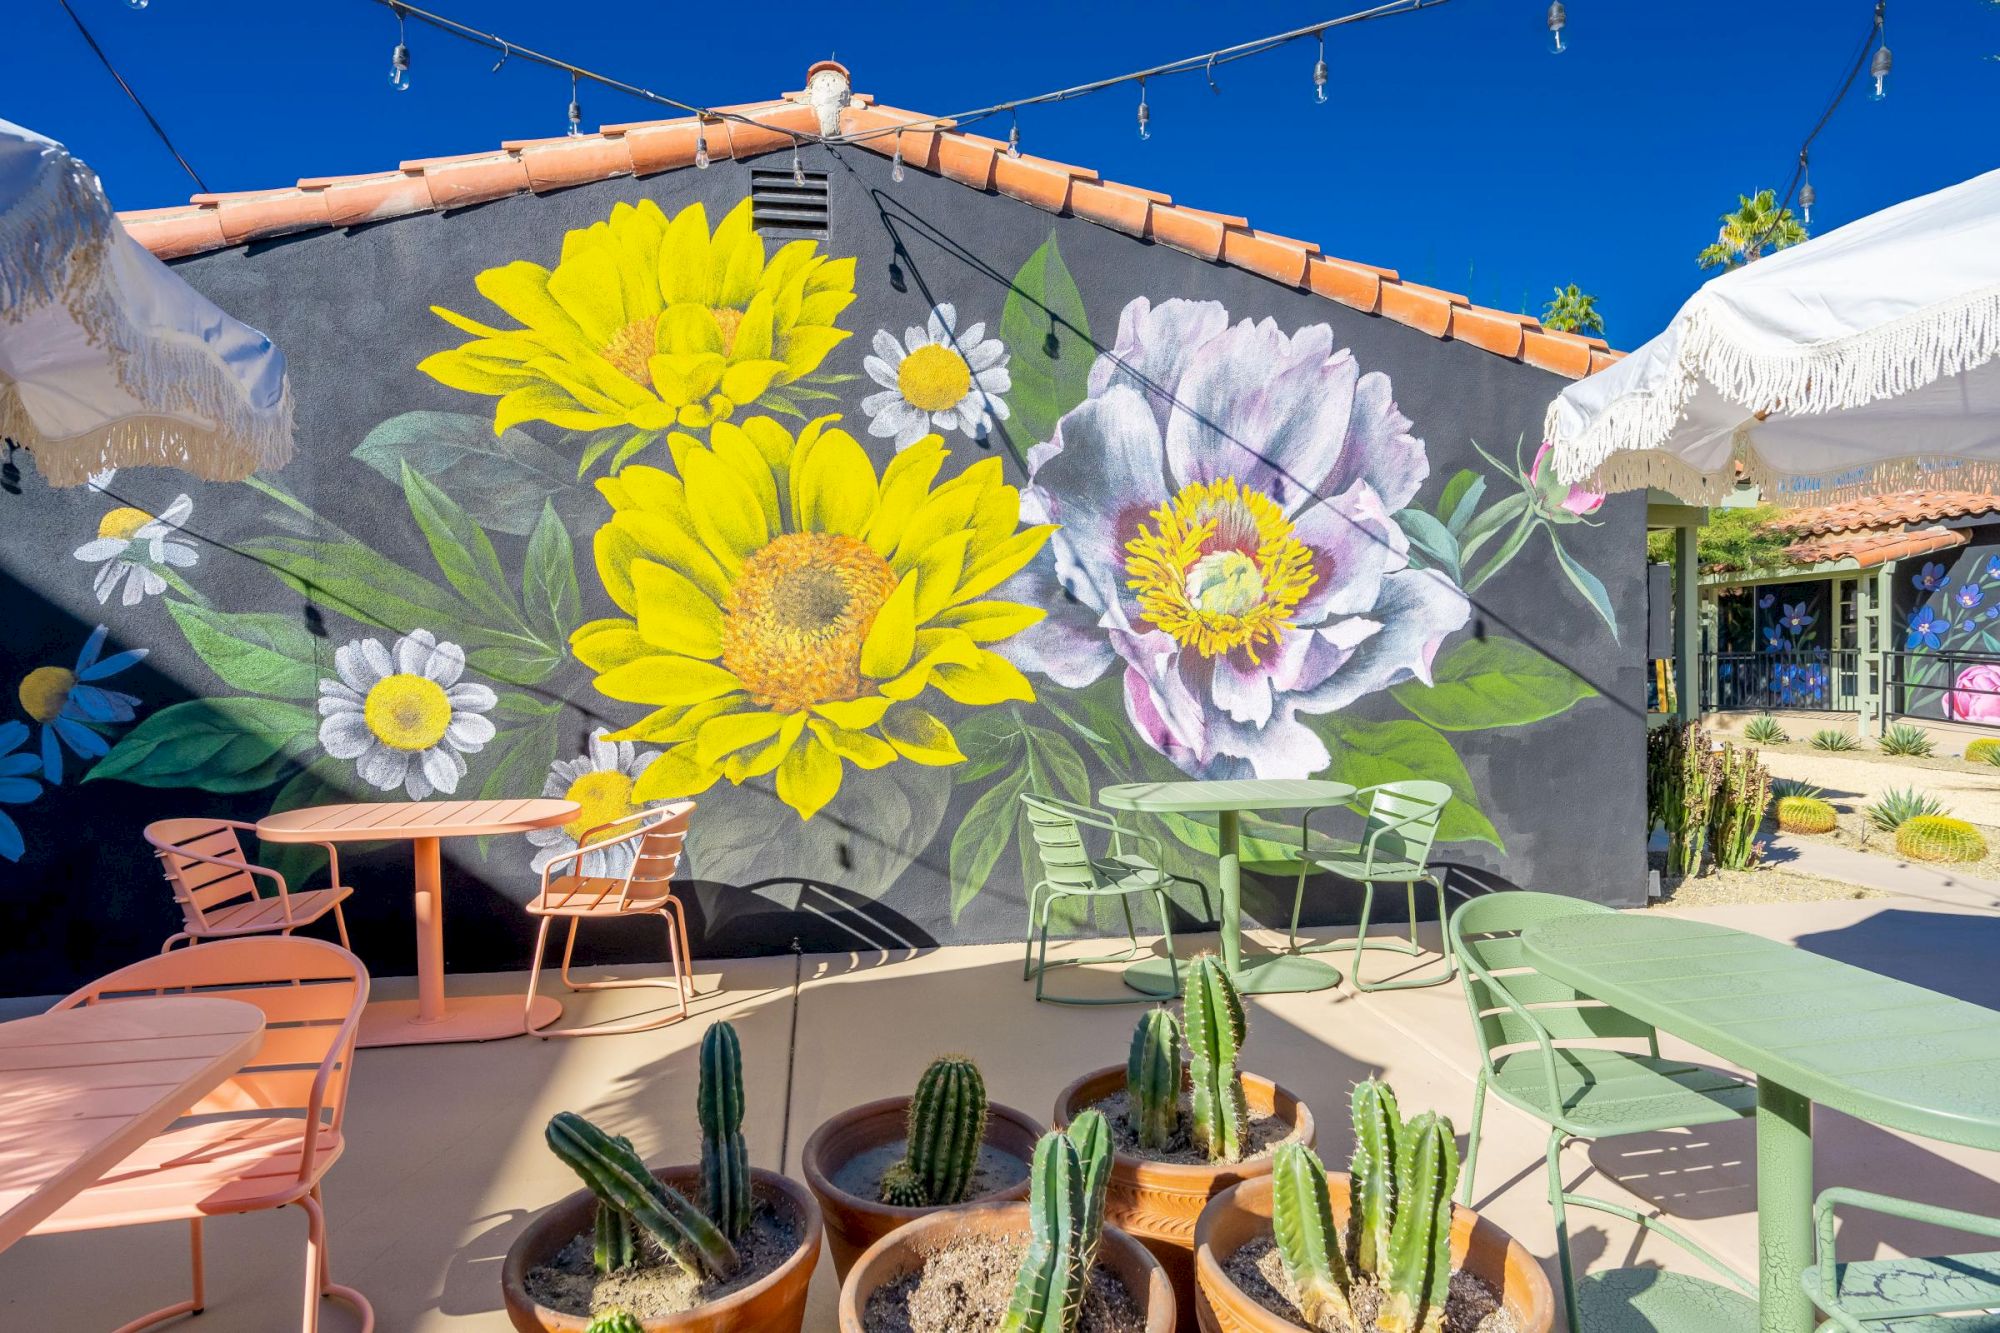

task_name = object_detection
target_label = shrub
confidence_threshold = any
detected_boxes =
[1895,815,1988,863]
[1743,715,1788,744]
[1878,723,1937,757]
[1968,737,2000,765]
[1775,796,1838,835]
[1770,777,1823,801]
[1811,729,1863,752]
[1865,786,1948,833]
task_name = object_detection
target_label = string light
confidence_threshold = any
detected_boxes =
[1007,111,1021,158]
[388,5,411,91]
[1798,150,1815,224]
[891,133,906,182]
[1137,78,1150,140]
[792,146,806,185]
[1313,31,1329,102]
[567,72,582,136]
[694,124,711,169]
[1546,1,1566,55]
[126,0,148,9]
[1870,15,1892,100]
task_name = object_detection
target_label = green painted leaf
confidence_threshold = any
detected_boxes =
[523,500,581,646]
[400,462,520,627]
[1440,470,1487,537]
[999,233,1092,448]
[1395,508,1462,583]
[1464,509,1539,592]
[238,537,464,635]
[1456,492,1530,566]
[166,601,320,699]
[1550,531,1621,642]
[1393,638,1597,731]
[86,698,318,793]
[1319,717,1503,849]
[351,411,574,537]
[950,765,1029,921]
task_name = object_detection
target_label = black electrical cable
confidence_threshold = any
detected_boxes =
[54,0,208,193]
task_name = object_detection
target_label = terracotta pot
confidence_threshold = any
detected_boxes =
[1193,1175,1554,1333]
[801,1095,1045,1280]
[837,1200,1177,1332]
[1055,1065,1314,1333]
[500,1165,821,1333]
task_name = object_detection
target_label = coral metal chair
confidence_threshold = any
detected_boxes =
[146,817,352,953]
[1802,1188,2000,1332]
[30,936,372,1333]
[1019,793,1189,1005]
[524,802,697,1037]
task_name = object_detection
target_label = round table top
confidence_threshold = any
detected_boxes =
[1097,778,1358,814]
[256,797,579,843]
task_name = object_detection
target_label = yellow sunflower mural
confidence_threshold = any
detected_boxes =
[572,414,1054,819]
[419,198,856,463]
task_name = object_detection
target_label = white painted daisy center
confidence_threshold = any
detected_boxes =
[562,769,639,844]
[18,667,75,723]
[898,343,972,413]
[96,507,153,542]
[363,673,453,751]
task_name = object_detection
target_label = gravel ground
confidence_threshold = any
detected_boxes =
[1757,741,2000,826]
[1802,806,2000,879]
[1649,857,1887,908]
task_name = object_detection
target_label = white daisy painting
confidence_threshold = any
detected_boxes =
[523,728,666,880]
[317,629,497,799]
[72,494,198,607]
[861,303,1011,447]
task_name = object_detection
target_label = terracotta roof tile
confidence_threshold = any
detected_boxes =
[1781,525,1969,568]
[114,74,1622,378]
[1770,490,2000,536]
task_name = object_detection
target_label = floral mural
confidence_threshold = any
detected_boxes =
[1899,548,2000,722]
[6,175,1632,987]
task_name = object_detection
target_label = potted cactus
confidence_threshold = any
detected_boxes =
[500,1021,823,1332]
[839,1112,1177,1332]
[1193,1080,1553,1333]
[1053,955,1315,1322]
[803,1054,1046,1278]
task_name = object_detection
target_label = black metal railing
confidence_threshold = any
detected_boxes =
[1884,649,2000,728]
[1702,649,1860,713]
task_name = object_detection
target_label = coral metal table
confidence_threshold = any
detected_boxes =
[1520,913,2000,1333]
[1098,779,1358,996]
[0,996,264,1252]
[257,797,578,1047]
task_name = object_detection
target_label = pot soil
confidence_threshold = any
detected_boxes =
[501,1165,821,1333]
[838,1201,1177,1333]
[1194,1176,1554,1333]
[1055,1065,1314,1333]
[803,1095,1045,1280]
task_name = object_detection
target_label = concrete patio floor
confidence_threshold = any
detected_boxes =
[3,892,1997,1331]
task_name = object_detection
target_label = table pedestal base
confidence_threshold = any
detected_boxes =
[1123,953,1342,997]
[358,994,560,1047]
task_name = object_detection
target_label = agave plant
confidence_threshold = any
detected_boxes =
[1865,786,1948,834]
[1769,777,1823,801]
[1878,723,1937,758]
[1811,728,1863,753]
[1743,715,1788,744]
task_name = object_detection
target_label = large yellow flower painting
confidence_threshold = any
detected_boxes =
[573,415,1053,819]
[420,198,856,458]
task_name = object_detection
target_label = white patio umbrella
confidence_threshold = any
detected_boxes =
[0,119,292,488]
[1545,167,2000,509]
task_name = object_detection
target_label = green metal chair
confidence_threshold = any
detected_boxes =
[1286,779,1456,991]
[1451,889,1762,1331]
[1802,1188,2000,1332]
[1019,793,1186,1006]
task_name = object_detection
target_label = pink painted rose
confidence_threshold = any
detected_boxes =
[1948,663,2000,723]
[1531,440,1605,517]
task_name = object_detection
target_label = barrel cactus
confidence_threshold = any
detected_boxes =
[1896,814,1989,863]
[1184,954,1249,1164]
[1126,1006,1183,1152]
[584,1313,645,1333]
[998,1130,1094,1333]
[883,1055,988,1207]
[1776,795,1838,835]
[698,1021,752,1242]
[545,1111,740,1281]
[877,1161,927,1208]
[1966,737,2000,765]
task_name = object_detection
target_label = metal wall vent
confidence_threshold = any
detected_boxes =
[750,168,830,238]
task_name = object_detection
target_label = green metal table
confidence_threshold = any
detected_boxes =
[1098,778,1357,996]
[1520,913,2000,1333]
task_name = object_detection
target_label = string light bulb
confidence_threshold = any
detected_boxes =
[1007,112,1021,158]
[792,146,806,186]
[694,125,711,170]
[891,134,906,182]
[1313,31,1329,102]
[1870,41,1892,100]
[1137,79,1150,140]
[1798,151,1814,224]
[1546,1,1567,54]
[567,72,582,137]
[388,5,411,91]
[127,0,149,9]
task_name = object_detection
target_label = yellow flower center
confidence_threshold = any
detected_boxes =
[18,667,76,724]
[710,306,744,356]
[897,343,973,413]
[562,768,639,844]
[362,673,453,752]
[604,315,660,390]
[96,507,154,542]
[1124,477,1318,663]
[721,532,899,712]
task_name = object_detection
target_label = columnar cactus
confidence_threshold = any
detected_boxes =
[999,1130,1093,1333]
[1377,1112,1460,1333]
[1126,1006,1183,1152]
[1896,814,1989,863]
[1271,1142,1354,1331]
[891,1055,989,1207]
[1776,795,1837,835]
[592,1200,636,1274]
[1183,954,1249,1163]
[584,1313,644,1333]
[1067,1108,1112,1269]
[1708,742,1770,871]
[1347,1079,1400,1275]
[545,1112,741,1281]
[698,1020,752,1241]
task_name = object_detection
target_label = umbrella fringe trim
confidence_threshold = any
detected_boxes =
[1585,440,2000,511]
[0,139,121,351]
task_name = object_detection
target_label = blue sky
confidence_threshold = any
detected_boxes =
[17,0,2000,342]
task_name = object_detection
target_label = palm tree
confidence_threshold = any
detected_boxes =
[1697,189,1810,271]
[1541,284,1604,336]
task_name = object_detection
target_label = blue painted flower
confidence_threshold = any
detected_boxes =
[1987,554,2000,580]
[1907,606,1948,651]
[1763,624,1789,651]
[0,721,42,862]
[1914,562,1949,592]
[16,625,146,782]
[1758,593,1776,609]
[1958,582,1985,610]
[1781,601,1816,632]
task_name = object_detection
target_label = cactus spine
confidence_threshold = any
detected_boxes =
[1896,814,1989,863]
[1126,1007,1183,1152]
[1776,795,1837,834]
[894,1055,988,1207]
[1347,1079,1401,1275]
[583,1313,644,1333]
[592,1200,636,1274]
[1067,1108,1112,1270]
[1378,1112,1459,1333]
[698,1021,752,1242]
[1271,1142,1354,1331]
[998,1130,1093,1333]
[1183,954,1249,1163]
[545,1112,740,1281]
